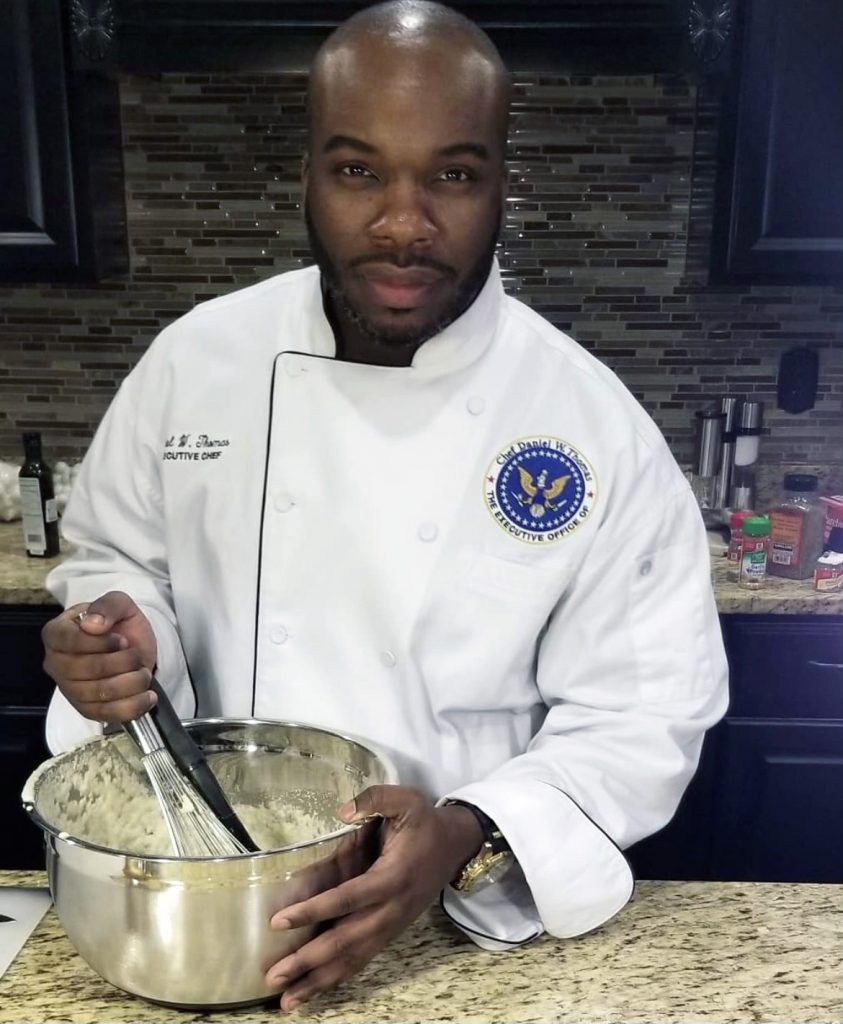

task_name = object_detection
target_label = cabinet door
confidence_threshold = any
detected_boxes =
[712,0,843,281]
[712,719,843,883]
[0,0,81,275]
[0,708,50,870]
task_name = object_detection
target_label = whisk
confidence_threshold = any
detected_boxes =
[124,709,255,858]
[73,610,257,857]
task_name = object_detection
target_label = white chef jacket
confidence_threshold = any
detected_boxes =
[46,260,728,949]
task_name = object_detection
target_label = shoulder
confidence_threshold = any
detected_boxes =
[172,264,317,331]
[132,265,319,371]
[500,293,670,457]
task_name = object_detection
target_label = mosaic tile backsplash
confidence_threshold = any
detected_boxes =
[1,72,841,490]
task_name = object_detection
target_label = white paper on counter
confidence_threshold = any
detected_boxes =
[0,887,51,979]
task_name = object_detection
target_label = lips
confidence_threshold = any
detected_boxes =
[358,265,444,310]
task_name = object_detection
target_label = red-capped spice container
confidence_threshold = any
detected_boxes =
[727,510,754,583]
[739,515,770,590]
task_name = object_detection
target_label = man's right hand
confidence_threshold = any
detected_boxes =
[42,591,158,723]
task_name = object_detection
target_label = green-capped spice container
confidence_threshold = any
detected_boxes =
[739,515,770,590]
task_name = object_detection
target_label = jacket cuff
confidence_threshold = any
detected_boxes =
[440,778,634,939]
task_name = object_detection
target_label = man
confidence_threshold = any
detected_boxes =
[42,0,728,1011]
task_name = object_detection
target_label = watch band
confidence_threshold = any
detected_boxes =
[444,799,510,855]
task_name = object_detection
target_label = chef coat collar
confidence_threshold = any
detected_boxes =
[305,259,503,379]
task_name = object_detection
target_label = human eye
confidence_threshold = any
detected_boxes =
[338,164,375,179]
[437,167,476,183]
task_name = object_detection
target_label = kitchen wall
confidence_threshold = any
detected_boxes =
[1,71,841,486]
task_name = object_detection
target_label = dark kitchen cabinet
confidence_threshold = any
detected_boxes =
[628,614,843,882]
[0,0,127,280]
[712,0,843,282]
[0,605,56,869]
[712,719,843,882]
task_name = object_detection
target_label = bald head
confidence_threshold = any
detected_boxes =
[308,1,511,156]
[302,2,510,361]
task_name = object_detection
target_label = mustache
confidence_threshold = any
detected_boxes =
[347,253,457,278]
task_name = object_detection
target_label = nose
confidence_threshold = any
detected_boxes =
[369,179,436,250]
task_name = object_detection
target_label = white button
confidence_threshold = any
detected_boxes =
[380,650,397,668]
[269,625,288,644]
[466,396,486,416]
[274,493,295,513]
[418,522,438,542]
[640,560,652,576]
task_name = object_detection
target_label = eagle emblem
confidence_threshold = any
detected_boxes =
[484,436,597,544]
[514,466,570,518]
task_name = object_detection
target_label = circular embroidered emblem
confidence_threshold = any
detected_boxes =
[484,437,597,544]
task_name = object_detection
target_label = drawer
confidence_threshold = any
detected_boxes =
[722,614,843,719]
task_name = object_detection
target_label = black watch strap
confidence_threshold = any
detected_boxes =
[444,799,510,855]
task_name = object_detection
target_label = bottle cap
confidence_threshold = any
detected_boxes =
[730,510,753,530]
[826,527,843,553]
[743,516,770,537]
[783,473,818,492]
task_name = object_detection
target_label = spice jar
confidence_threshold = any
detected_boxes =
[727,510,754,583]
[739,515,770,589]
[768,474,826,580]
[813,527,843,592]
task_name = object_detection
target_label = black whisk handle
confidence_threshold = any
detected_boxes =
[148,677,259,852]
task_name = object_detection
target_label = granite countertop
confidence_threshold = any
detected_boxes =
[1,871,841,1024]
[0,523,68,605]
[710,551,843,614]
[1,522,842,615]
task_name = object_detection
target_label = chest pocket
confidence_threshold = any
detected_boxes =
[412,549,571,714]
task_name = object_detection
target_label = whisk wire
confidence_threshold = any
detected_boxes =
[128,716,248,858]
[140,748,249,858]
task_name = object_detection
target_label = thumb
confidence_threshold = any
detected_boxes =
[338,785,422,824]
[76,590,140,634]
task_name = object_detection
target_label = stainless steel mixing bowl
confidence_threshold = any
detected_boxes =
[21,719,397,1009]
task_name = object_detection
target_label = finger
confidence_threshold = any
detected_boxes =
[65,669,154,722]
[78,591,139,633]
[56,647,146,683]
[267,911,383,1003]
[270,871,386,931]
[279,957,358,1012]
[340,784,427,824]
[45,624,127,656]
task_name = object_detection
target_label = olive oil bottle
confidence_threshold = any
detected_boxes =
[19,432,60,557]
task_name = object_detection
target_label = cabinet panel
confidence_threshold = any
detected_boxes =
[0,605,57,708]
[0,0,79,273]
[0,0,127,280]
[720,615,843,720]
[712,719,843,883]
[713,0,843,281]
[0,708,50,870]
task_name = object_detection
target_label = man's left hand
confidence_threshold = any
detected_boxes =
[264,785,483,1011]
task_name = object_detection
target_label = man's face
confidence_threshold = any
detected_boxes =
[304,39,507,352]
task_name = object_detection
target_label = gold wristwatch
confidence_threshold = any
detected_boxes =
[445,800,514,893]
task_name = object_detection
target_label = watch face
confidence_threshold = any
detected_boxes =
[456,848,514,893]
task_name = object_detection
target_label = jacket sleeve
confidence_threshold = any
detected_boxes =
[44,347,193,754]
[440,470,729,950]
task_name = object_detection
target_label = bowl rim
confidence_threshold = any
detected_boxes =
[21,716,399,863]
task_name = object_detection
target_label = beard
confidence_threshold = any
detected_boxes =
[304,199,501,352]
